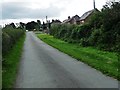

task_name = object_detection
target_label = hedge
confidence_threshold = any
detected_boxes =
[2,26,25,56]
[50,1,120,52]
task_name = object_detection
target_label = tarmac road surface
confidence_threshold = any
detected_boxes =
[15,32,118,88]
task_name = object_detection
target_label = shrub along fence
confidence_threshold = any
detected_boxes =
[50,24,92,45]
[50,1,120,52]
[2,26,25,56]
[43,0,120,80]
[50,23,120,52]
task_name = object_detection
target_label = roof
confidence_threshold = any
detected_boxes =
[80,9,95,21]
[72,15,80,21]
[63,19,71,23]
[51,19,61,24]
[63,15,80,23]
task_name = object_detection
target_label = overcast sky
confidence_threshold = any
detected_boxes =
[0,0,116,26]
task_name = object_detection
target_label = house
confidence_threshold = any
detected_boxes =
[62,0,97,24]
[62,15,80,24]
[70,15,80,24]
[79,9,99,24]
[78,0,98,24]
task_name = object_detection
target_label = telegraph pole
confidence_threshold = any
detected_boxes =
[46,16,48,23]
[46,16,50,34]
[93,0,96,9]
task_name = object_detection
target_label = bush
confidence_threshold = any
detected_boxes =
[88,29,102,46]
[89,11,103,29]
[79,38,89,47]
[77,24,91,39]
[2,26,25,56]
[50,24,91,44]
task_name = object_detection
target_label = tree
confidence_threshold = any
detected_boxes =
[42,21,47,30]
[88,0,120,51]
[26,21,38,31]
[37,20,41,25]
[10,23,16,28]
[37,20,41,30]
[19,22,26,29]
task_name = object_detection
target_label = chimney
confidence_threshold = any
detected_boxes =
[68,16,70,19]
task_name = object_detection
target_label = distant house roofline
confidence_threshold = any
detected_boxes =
[62,15,80,24]
[79,8,99,21]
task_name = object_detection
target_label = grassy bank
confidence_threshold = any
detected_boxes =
[37,34,118,80]
[2,35,25,88]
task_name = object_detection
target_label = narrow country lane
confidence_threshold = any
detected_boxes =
[15,32,118,88]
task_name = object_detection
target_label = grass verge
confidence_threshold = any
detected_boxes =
[2,35,25,88]
[37,34,118,80]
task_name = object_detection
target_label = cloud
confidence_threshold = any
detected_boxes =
[1,0,108,25]
[2,2,63,19]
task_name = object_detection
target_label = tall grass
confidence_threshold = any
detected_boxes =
[2,35,25,88]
